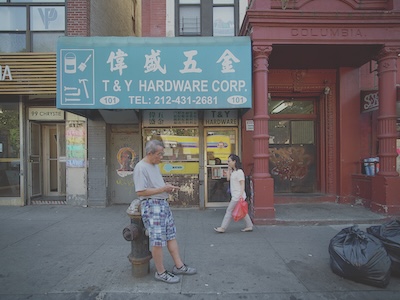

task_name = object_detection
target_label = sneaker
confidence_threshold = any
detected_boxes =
[154,270,180,284]
[241,227,253,232]
[172,264,197,275]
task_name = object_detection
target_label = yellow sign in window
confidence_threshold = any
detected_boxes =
[160,162,199,175]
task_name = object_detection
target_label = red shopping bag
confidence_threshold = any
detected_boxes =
[232,198,248,222]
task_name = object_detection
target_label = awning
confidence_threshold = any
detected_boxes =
[56,36,252,111]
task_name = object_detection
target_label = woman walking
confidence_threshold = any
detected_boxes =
[214,154,253,233]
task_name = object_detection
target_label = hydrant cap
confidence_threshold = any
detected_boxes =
[123,224,137,241]
[126,199,141,215]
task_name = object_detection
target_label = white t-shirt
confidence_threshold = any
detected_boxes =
[230,169,246,200]
[133,159,169,200]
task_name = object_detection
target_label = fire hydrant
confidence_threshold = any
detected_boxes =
[123,199,152,277]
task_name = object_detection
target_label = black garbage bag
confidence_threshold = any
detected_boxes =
[329,225,391,288]
[367,220,400,276]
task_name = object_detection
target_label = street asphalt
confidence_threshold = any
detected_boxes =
[0,202,399,300]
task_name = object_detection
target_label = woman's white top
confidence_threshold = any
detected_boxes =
[230,169,246,200]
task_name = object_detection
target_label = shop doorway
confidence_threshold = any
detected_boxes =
[205,128,238,207]
[109,125,141,205]
[268,98,318,193]
[29,123,66,203]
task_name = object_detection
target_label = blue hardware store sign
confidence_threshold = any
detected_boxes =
[57,36,252,110]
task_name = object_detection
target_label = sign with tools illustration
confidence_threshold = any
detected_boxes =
[56,36,252,110]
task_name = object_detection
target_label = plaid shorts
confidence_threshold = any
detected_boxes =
[140,199,176,247]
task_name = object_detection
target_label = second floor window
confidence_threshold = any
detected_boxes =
[179,0,201,36]
[213,0,235,36]
[177,0,238,37]
[0,1,65,52]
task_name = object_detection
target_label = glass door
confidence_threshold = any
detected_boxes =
[29,122,42,198]
[0,102,21,198]
[268,98,318,193]
[57,124,66,195]
[42,124,66,196]
[205,128,238,207]
[142,127,200,206]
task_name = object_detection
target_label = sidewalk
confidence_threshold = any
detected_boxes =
[0,203,399,300]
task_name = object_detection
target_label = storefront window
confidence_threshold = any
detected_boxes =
[143,127,200,206]
[143,128,199,161]
[0,101,20,197]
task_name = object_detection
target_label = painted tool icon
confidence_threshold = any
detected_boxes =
[64,52,76,74]
[78,54,92,72]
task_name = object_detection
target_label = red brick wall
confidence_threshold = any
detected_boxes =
[66,0,90,36]
[142,0,166,37]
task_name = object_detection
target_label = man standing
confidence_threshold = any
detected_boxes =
[133,140,197,283]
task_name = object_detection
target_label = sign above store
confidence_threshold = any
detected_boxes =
[360,90,379,113]
[56,36,252,110]
[142,110,198,127]
[204,110,238,126]
[0,65,12,81]
[28,107,65,121]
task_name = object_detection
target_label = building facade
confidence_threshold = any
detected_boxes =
[68,0,251,209]
[2,0,400,225]
[0,0,250,209]
[0,0,140,206]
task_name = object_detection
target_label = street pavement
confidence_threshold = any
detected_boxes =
[0,202,399,300]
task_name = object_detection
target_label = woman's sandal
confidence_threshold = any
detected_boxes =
[241,227,253,232]
[214,227,225,233]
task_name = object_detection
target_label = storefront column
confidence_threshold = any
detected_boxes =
[252,45,275,223]
[376,47,399,176]
[371,46,400,214]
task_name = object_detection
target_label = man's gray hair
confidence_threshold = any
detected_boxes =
[145,139,164,155]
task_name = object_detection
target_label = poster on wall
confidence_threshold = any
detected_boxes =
[116,147,137,177]
[66,121,86,168]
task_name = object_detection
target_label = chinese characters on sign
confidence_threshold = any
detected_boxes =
[142,110,199,127]
[57,37,252,110]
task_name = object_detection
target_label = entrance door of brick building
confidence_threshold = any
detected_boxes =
[268,98,318,193]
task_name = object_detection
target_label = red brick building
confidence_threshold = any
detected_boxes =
[240,0,400,223]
